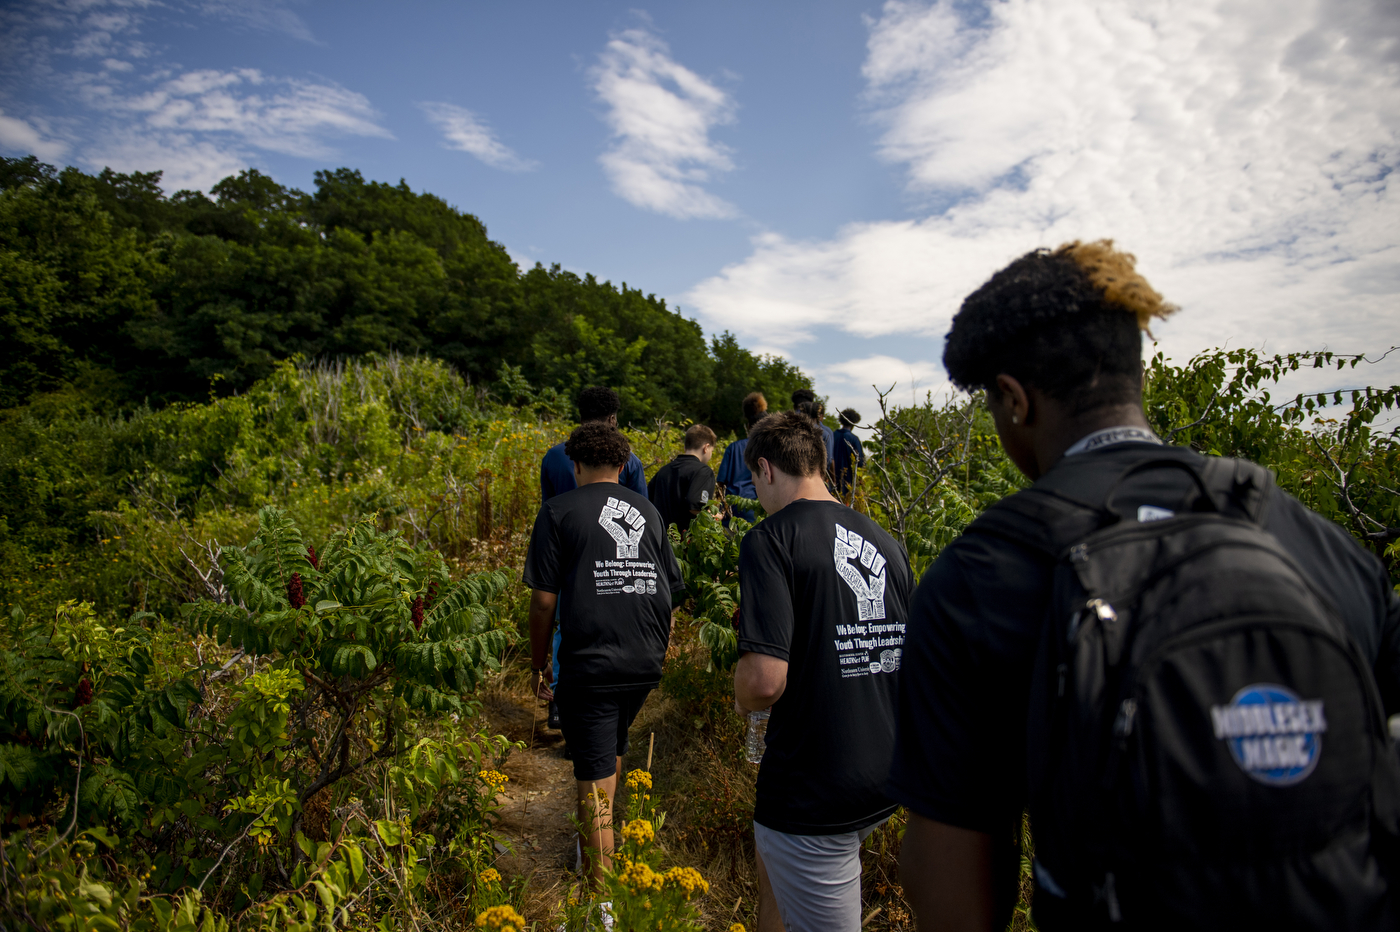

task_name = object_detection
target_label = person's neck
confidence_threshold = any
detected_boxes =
[766,473,837,513]
[1033,403,1151,475]
[681,450,703,460]
[576,467,620,486]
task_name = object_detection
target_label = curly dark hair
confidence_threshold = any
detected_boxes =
[744,410,825,478]
[838,408,860,429]
[741,391,768,428]
[564,423,631,469]
[578,386,622,423]
[943,240,1177,415]
[790,388,817,408]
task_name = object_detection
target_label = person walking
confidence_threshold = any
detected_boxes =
[793,388,836,480]
[716,391,767,524]
[832,409,865,501]
[888,241,1400,931]
[524,423,684,889]
[733,410,915,932]
[647,424,717,534]
[539,386,650,736]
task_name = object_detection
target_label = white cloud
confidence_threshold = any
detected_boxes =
[686,0,1400,384]
[71,67,393,186]
[592,25,738,219]
[80,130,251,191]
[0,110,68,159]
[419,102,536,172]
[198,1,317,43]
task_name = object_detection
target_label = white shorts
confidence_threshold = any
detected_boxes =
[754,818,887,932]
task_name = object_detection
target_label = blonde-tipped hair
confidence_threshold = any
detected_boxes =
[1054,240,1177,334]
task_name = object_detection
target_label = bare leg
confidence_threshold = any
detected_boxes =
[756,843,784,932]
[576,767,620,887]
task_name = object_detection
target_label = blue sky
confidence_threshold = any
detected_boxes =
[2,0,1397,424]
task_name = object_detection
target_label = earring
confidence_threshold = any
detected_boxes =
[1011,415,1019,425]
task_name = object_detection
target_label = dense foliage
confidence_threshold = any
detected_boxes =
[0,156,809,432]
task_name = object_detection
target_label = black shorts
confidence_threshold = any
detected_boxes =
[556,686,652,782]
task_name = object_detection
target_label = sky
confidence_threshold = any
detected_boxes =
[2,0,1397,427]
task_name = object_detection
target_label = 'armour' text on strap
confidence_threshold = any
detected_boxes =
[1063,426,1164,457]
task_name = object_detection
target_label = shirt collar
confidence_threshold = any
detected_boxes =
[1062,425,1163,457]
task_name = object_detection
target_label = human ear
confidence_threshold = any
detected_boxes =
[994,374,1032,426]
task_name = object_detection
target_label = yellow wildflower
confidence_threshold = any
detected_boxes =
[662,866,709,900]
[480,769,509,791]
[625,769,653,791]
[617,861,664,894]
[730,925,747,932]
[620,819,654,846]
[479,867,502,885]
[475,905,525,932]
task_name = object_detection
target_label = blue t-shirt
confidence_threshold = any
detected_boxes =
[833,428,865,491]
[716,438,755,500]
[540,442,647,502]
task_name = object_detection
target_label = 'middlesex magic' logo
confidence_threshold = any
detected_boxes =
[1210,684,1327,786]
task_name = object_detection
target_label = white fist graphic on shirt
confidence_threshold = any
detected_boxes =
[599,497,646,558]
[834,524,887,620]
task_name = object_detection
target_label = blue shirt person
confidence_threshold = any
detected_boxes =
[717,391,770,525]
[833,409,866,497]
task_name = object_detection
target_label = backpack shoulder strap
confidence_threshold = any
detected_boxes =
[1197,455,1276,525]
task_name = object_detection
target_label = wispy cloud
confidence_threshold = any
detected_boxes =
[0,1,383,190]
[687,0,1400,382]
[419,102,536,172]
[0,110,68,160]
[592,24,738,219]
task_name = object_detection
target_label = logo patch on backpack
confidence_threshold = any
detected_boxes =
[1210,684,1327,786]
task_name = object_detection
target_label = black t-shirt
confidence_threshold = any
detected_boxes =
[886,442,1400,862]
[737,499,916,835]
[522,482,685,692]
[647,454,716,534]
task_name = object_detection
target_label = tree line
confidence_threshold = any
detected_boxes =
[0,156,808,434]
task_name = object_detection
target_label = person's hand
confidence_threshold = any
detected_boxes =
[535,670,554,702]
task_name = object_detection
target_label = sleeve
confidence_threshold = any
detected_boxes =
[686,465,716,511]
[735,529,794,660]
[521,505,561,593]
[854,436,865,467]
[885,538,1047,834]
[624,454,648,497]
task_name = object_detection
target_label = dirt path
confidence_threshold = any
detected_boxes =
[481,685,579,920]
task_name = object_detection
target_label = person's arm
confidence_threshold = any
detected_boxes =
[688,466,716,516]
[900,813,995,932]
[734,651,787,712]
[528,589,558,700]
[625,455,648,497]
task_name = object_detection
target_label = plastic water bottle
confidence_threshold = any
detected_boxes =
[745,710,770,764]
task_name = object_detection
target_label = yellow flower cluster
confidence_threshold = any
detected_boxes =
[625,769,653,791]
[620,819,655,846]
[730,924,747,932]
[480,769,509,791]
[479,868,501,885]
[662,867,709,900]
[617,860,665,895]
[475,905,525,932]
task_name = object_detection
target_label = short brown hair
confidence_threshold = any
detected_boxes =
[565,423,631,469]
[744,410,825,478]
[684,424,716,450]
[741,391,767,427]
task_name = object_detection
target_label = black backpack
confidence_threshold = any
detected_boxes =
[968,451,1400,931]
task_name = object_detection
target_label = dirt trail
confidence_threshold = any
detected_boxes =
[480,685,579,918]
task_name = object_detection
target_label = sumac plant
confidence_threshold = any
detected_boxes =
[183,506,511,845]
[670,510,744,671]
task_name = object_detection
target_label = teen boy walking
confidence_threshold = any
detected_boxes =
[733,410,915,932]
[717,392,767,525]
[524,423,683,884]
[832,409,865,500]
[539,386,649,732]
[648,424,717,534]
